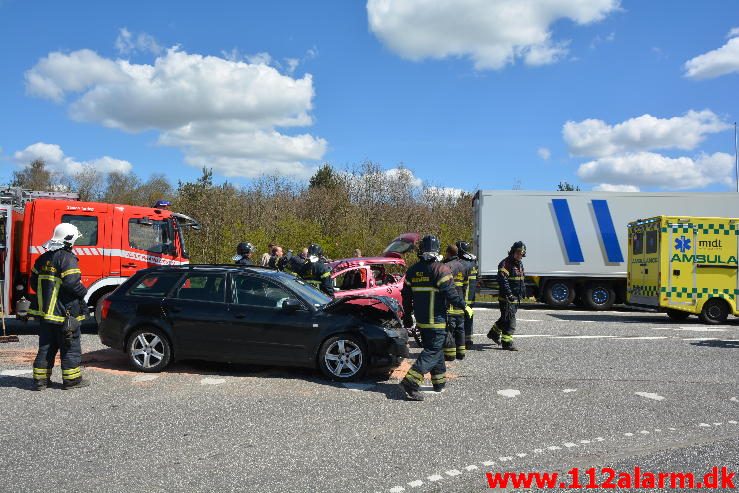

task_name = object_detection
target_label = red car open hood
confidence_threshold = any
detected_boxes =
[382,232,420,258]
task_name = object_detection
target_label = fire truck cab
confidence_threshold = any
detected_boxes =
[0,188,198,321]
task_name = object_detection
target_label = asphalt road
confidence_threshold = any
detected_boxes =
[0,307,737,493]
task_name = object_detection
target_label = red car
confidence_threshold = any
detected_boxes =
[329,233,419,307]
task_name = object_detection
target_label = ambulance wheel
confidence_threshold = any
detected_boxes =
[666,309,690,321]
[583,282,615,311]
[543,280,575,307]
[699,299,729,325]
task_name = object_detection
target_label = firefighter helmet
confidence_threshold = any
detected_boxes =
[419,235,441,255]
[509,241,526,257]
[236,242,256,256]
[44,223,82,251]
[456,240,471,255]
[307,243,323,258]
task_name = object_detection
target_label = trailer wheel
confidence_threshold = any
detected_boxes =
[665,309,690,322]
[583,282,615,311]
[699,298,729,325]
[542,280,575,307]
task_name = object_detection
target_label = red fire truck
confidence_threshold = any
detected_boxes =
[0,188,199,321]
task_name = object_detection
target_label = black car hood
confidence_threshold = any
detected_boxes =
[322,295,402,318]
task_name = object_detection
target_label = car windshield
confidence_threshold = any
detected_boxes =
[283,275,332,307]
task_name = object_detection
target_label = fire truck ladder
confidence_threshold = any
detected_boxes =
[0,187,79,208]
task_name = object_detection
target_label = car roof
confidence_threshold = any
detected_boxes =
[329,256,405,271]
[139,264,284,276]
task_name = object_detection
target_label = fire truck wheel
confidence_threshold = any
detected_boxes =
[665,309,691,321]
[127,328,172,372]
[542,280,575,307]
[94,292,112,326]
[699,299,729,325]
[582,282,615,311]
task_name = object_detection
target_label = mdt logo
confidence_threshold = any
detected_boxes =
[552,199,624,264]
[699,239,722,248]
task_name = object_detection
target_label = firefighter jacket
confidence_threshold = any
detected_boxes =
[235,257,254,266]
[498,256,525,301]
[29,248,88,324]
[301,260,335,296]
[402,259,466,329]
[283,253,307,275]
[443,256,467,316]
[460,253,478,304]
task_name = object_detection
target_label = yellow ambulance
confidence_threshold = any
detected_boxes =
[627,216,739,324]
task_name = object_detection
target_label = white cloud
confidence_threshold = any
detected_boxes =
[424,186,465,198]
[384,167,423,188]
[684,31,739,79]
[245,52,273,66]
[537,147,551,160]
[577,152,734,190]
[13,142,133,175]
[563,110,729,158]
[115,28,162,56]
[367,0,620,70]
[25,47,326,179]
[592,183,639,192]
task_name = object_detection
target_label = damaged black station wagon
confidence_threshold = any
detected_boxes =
[98,265,409,381]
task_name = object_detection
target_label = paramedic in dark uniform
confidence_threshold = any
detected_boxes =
[400,235,471,401]
[487,241,526,351]
[300,243,334,297]
[30,223,89,390]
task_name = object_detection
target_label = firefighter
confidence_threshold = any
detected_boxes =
[299,243,334,296]
[487,241,526,351]
[400,235,471,401]
[443,244,467,361]
[233,242,256,266]
[30,223,89,390]
[456,240,478,351]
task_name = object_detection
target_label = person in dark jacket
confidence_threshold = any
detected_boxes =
[29,223,89,390]
[456,241,478,351]
[487,241,526,351]
[400,235,472,401]
[443,244,468,361]
[299,243,334,296]
[233,242,256,266]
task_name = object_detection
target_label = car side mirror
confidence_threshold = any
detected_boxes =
[282,298,302,312]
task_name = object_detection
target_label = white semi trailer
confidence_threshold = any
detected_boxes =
[473,190,739,310]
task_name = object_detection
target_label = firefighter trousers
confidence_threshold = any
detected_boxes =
[33,320,83,385]
[464,311,474,349]
[444,315,466,360]
[491,299,517,347]
[402,329,446,391]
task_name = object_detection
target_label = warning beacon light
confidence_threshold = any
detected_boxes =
[154,200,171,209]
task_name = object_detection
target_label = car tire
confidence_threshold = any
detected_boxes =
[699,299,729,325]
[317,334,368,381]
[666,309,691,322]
[542,280,575,307]
[582,282,616,311]
[127,328,172,372]
[94,292,112,326]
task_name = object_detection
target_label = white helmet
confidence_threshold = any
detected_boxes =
[43,223,82,251]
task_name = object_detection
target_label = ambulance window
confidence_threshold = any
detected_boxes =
[129,219,173,254]
[632,232,644,255]
[61,215,98,246]
[645,230,658,254]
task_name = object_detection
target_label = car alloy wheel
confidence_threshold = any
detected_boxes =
[323,339,363,379]
[130,332,167,370]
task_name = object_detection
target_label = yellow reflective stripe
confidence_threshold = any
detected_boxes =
[499,267,509,275]
[443,347,456,355]
[62,367,81,375]
[416,322,446,329]
[436,275,452,286]
[27,309,43,316]
[31,267,39,274]
[431,374,446,383]
[33,368,49,375]
[501,334,513,342]
[37,276,44,318]
[454,282,464,287]
[46,284,60,320]
[321,271,331,279]
[429,291,435,325]
[411,287,438,292]
[509,276,524,281]
[61,268,81,278]
[38,275,61,283]
[448,309,464,315]
[44,314,66,323]
[468,275,477,280]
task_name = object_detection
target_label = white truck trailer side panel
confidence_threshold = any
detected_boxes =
[474,191,739,278]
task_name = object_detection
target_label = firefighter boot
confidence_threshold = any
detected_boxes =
[501,333,518,351]
[400,380,424,401]
[62,377,90,390]
[431,373,446,392]
[443,331,456,362]
[487,323,501,345]
[32,368,52,391]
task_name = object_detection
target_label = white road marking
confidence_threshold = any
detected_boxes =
[342,383,376,391]
[0,369,32,376]
[713,423,722,426]
[445,470,462,477]
[669,428,677,431]
[580,439,591,444]
[651,327,673,331]
[639,430,650,435]
[201,378,226,385]
[508,334,552,338]
[547,446,561,451]
[635,392,666,401]
[699,423,712,428]
[498,457,513,462]
[675,327,727,332]
[624,433,634,437]
[516,453,528,458]
[517,319,543,322]
[553,335,618,339]
[562,389,578,393]
[533,449,544,453]
[390,487,405,493]
[497,389,521,398]
[654,429,662,432]
[408,480,423,488]
[564,443,578,448]
[595,437,605,442]
[729,421,738,424]
[731,397,738,402]
[616,336,669,340]
[482,461,496,466]
[465,465,478,472]
[132,374,159,383]
[682,337,719,341]
[427,475,443,482]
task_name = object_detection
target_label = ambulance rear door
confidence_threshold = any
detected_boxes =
[629,219,660,306]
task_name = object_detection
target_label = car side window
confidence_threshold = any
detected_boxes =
[334,268,366,291]
[233,275,294,308]
[129,272,183,297]
[174,273,226,303]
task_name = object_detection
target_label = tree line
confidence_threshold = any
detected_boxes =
[8,160,474,263]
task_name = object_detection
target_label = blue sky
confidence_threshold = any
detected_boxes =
[1,0,738,193]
